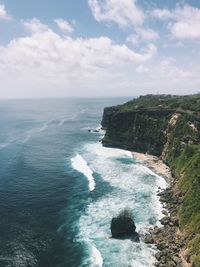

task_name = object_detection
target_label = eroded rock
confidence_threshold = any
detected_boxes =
[110,209,139,241]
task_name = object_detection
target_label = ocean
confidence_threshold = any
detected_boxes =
[0,98,167,267]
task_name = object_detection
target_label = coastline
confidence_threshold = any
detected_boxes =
[132,151,172,184]
[132,151,190,267]
[101,94,200,267]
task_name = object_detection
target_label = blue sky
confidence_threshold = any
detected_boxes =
[0,0,200,98]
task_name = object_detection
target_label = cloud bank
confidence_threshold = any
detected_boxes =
[0,18,157,97]
[88,0,144,28]
[0,4,11,20]
[0,1,200,98]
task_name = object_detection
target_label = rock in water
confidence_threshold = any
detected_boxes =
[111,209,139,241]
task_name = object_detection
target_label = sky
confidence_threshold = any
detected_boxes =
[0,0,200,98]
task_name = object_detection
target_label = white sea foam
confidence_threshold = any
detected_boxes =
[92,125,105,135]
[90,243,103,267]
[0,143,9,150]
[82,125,105,139]
[138,164,168,223]
[58,113,78,126]
[77,142,167,266]
[80,108,88,114]
[58,118,67,127]
[23,122,49,143]
[71,154,95,191]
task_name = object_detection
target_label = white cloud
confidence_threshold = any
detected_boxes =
[160,58,192,78]
[88,0,144,28]
[151,8,174,20]
[127,28,158,47]
[136,65,149,74]
[0,19,157,97]
[23,18,49,33]
[129,43,157,63]
[54,18,74,33]
[162,40,185,49]
[152,4,200,39]
[0,4,11,20]
[135,28,159,41]
[170,5,200,39]
[126,34,139,45]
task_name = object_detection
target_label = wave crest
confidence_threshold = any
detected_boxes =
[71,154,95,191]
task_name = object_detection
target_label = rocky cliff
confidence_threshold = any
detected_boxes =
[101,94,200,267]
[102,107,173,156]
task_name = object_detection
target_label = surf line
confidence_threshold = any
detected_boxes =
[71,154,95,191]
[90,243,103,267]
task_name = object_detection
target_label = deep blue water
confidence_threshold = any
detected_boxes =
[0,98,167,267]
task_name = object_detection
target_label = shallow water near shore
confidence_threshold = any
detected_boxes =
[0,98,167,267]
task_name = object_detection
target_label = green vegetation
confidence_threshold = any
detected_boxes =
[114,93,200,113]
[102,93,200,266]
[166,115,200,265]
[169,144,200,230]
[189,235,200,267]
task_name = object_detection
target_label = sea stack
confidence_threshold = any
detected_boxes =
[111,209,139,241]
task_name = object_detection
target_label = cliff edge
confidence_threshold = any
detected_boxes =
[102,94,200,267]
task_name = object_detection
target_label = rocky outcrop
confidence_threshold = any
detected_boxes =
[111,209,139,241]
[161,113,181,162]
[144,186,186,267]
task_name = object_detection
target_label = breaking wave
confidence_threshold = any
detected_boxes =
[71,154,95,191]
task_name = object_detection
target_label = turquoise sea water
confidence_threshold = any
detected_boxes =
[0,98,167,267]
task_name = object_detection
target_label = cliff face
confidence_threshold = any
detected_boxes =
[101,94,200,266]
[102,108,174,156]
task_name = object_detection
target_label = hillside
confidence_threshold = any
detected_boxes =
[101,94,200,267]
